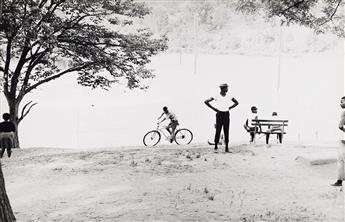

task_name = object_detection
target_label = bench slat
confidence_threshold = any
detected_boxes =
[252,119,288,123]
[261,132,287,134]
[252,123,288,126]
[248,130,287,134]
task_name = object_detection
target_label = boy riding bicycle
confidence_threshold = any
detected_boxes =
[157,106,179,143]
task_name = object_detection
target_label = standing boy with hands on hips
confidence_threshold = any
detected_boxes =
[204,83,239,153]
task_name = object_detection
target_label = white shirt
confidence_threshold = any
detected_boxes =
[212,94,234,112]
[165,112,178,122]
[339,111,345,155]
[269,115,283,130]
[247,112,258,127]
[339,110,345,140]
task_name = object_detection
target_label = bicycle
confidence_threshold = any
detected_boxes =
[143,123,193,147]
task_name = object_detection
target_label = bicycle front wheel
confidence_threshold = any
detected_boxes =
[174,128,193,145]
[143,130,161,147]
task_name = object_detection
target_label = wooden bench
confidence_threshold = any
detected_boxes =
[251,119,288,144]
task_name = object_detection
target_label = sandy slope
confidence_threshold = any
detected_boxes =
[1,143,344,221]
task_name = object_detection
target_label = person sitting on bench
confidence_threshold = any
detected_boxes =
[244,106,260,143]
[265,112,283,144]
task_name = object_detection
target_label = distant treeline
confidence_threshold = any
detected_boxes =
[142,0,339,55]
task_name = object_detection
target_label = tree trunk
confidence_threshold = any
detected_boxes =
[11,122,19,149]
[0,161,16,222]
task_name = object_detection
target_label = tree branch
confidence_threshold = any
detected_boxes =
[10,38,31,96]
[57,38,122,48]
[18,101,38,123]
[38,0,49,8]
[18,48,50,98]
[35,0,67,33]
[279,0,305,16]
[31,12,90,49]
[318,0,343,27]
[25,44,43,63]
[0,52,5,64]
[25,62,94,94]
[4,39,12,93]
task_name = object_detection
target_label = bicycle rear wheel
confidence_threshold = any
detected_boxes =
[143,130,161,147]
[174,128,193,145]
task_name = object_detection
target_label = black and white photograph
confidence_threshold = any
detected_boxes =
[0,0,344,221]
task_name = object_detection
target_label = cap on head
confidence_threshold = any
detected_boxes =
[272,112,278,116]
[219,83,228,88]
[251,106,257,111]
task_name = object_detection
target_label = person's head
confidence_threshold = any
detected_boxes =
[341,96,345,109]
[272,112,278,116]
[163,106,169,114]
[251,106,257,113]
[219,83,228,94]
[2,113,10,121]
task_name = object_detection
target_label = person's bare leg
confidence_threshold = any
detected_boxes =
[170,125,177,143]
[7,148,11,158]
[0,148,5,158]
[332,140,345,186]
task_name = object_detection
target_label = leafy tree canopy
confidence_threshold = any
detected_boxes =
[0,0,167,103]
[0,0,167,147]
[143,0,343,54]
[236,0,344,37]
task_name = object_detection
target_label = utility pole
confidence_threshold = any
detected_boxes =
[277,24,283,92]
[193,12,198,75]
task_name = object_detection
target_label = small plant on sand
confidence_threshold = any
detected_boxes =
[203,187,215,200]
[53,167,62,171]
[207,194,215,201]
[186,184,192,191]
[186,154,192,160]
[130,160,138,167]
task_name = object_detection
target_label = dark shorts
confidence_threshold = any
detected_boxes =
[248,127,258,133]
[0,132,14,149]
[168,120,179,129]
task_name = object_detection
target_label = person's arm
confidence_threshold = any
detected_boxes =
[157,112,164,120]
[204,97,218,112]
[229,97,239,110]
[157,116,166,124]
[243,119,249,131]
[339,114,345,132]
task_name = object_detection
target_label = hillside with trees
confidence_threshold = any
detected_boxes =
[142,0,342,55]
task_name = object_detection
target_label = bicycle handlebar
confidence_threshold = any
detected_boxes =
[156,123,168,130]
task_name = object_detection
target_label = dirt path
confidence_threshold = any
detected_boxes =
[1,144,344,221]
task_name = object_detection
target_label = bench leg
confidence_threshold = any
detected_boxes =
[278,134,283,143]
[265,134,269,144]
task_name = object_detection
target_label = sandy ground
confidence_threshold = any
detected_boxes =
[1,143,344,222]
